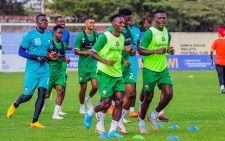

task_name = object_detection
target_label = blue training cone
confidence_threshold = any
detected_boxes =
[168,124,180,129]
[98,133,111,139]
[166,135,180,140]
[187,125,199,131]
[156,123,163,128]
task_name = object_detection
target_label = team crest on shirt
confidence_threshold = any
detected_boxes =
[48,39,51,43]
[145,85,149,89]
[162,36,165,41]
[103,89,107,95]
[116,41,119,46]
[25,87,28,91]
[80,77,82,80]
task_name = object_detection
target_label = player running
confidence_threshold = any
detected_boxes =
[43,16,71,115]
[139,16,170,122]
[137,10,174,133]
[7,14,52,128]
[74,16,99,114]
[84,14,132,138]
[46,25,67,120]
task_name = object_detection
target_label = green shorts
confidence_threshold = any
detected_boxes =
[48,74,66,92]
[122,65,135,84]
[143,68,173,92]
[62,61,68,79]
[78,66,97,83]
[23,71,49,95]
[97,71,125,99]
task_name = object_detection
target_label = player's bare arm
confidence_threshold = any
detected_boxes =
[74,49,90,55]
[89,49,116,66]
[138,46,167,56]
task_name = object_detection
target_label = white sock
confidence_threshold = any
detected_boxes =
[138,116,145,127]
[150,109,159,119]
[86,96,91,101]
[139,101,143,112]
[130,107,134,113]
[111,100,115,105]
[80,104,85,108]
[99,112,106,124]
[119,109,128,123]
[87,108,94,115]
[159,109,164,116]
[53,105,60,116]
[109,120,118,132]
[221,85,224,91]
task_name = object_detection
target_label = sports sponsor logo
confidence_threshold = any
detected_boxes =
[103,89,106,95]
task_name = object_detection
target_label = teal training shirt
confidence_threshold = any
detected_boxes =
[20,28,52,73]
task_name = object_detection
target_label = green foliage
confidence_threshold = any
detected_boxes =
[48,0,225,31]
[0,0,25,15]
[49,0,130,22]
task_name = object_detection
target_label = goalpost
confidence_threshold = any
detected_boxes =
[0,23,110,72]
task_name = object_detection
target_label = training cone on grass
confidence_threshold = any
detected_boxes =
[156,123,163,128]
[168,124,180,129]
[132,135,145,140]
[166,135,180,140]
[98,133,111,139]
[187,125,199,131]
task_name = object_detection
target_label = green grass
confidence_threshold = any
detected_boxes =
[1,70,225,141]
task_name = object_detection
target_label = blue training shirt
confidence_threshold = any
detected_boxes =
[20,28,52,73]
[129,25,141,82]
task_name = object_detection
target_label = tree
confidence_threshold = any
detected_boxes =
[0,0,26,15]
[48,0,225,32]
[49,0,130,22]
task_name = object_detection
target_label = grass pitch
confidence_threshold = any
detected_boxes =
[1,70,225,141]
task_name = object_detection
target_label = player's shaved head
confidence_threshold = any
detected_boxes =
[110,14,125,34]
[110,14,123,22]
[118,8,132,26]
[54,16,65,27]
[53,25,64,32]
[36,13,47,21]
[154,10,166,18]
[153,10,167,30]
[54,16,63,22]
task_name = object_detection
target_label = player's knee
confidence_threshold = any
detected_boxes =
[104,102,111,109]
[80,85,87,91]
[145,94,153,102]
[165,92,173,100]
[115,99,123,108]
[57,87,65,95]
[38,87,47,99]
[127,92,135,99]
